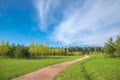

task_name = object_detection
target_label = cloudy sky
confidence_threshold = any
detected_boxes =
[0,0,120,47]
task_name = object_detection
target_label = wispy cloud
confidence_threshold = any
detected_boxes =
[51,0,120,46]
[35,0,60,31]
[35,0,120,46]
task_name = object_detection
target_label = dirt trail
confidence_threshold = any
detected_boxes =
[12,55,89,80]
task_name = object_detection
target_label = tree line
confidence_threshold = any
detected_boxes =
[0,40,29,58]
[29,41,68,58]
[1,35,120,58]
[104,35,120,57]
[0,40,104,58]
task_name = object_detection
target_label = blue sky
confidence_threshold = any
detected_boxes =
[0,0,120,47]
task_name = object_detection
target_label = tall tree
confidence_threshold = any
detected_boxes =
[0,40,10,57]
[4,41,10,56]
[29,40,35,58]
[115,36,120,57]
[104,37,116,57]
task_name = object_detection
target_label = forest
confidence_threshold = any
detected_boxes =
[0,35,120,58]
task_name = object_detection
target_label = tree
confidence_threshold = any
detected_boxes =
[0,40,2,56]
[0,40,10,57]
[29,40,35,58]
[104,37,116,57]
[0,40,5,56]
[8,43,15,57]
[13,44,29,58]
[4,41,10,56]
[64,48,68,55]
[115,36,120,57]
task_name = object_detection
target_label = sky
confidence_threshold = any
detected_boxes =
[0,0,120,47]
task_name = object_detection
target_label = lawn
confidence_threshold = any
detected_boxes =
[0,56,81,80]
[53,54,120,80]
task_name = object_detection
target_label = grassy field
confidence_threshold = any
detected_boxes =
[53,54,120,80]
[0,56,82,80]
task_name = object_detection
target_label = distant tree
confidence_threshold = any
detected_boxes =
[0,40,2,56]
[13,44,29,58]
[14,44,21,58]
[64,48,68,55]
[95,47,102,53]
[68,47,74,55]
[0,40,5,56]
[29,41,35,58]
[82,47,89,55]
[0,40,10,57]
[4,41,10,56]
[8,43,15,57]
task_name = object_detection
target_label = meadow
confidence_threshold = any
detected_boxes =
[53,54,120,80]
[0,56,81,80]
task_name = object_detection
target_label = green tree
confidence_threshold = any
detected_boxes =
[8,43,16,57]
[14,44,29,58]
[0,40,2,56]
[115,36,120,57]
[29,41,35,58]
[0,40,5,56]
[104,37,116,57]
[0,40,10,57]
[4,41,10,56]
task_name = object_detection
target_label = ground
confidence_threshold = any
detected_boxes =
[12,56,89,80]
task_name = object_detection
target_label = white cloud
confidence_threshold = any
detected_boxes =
[35,0,60,31]
[51,0,120,46]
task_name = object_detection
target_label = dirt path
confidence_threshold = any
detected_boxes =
[12,55,89,80]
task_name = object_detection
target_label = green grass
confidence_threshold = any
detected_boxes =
[0,56,81,80]
[53,54,120,80]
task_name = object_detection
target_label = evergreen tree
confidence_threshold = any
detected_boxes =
[115,36,120,57]
[104,37,116,57]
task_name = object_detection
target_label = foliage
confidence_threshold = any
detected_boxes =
[115,36,120,57]
[29,40,69,58]
[0,40,104,58]
[104,37,116,57]
[104,35,120,57]
[14,44,29,58]
[0,40,10,57]
[68,46,103,55]
[0,40,29,58]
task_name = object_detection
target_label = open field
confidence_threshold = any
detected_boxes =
[0,0,120,80]
[53,54,120,80]
[0,56,82,80]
